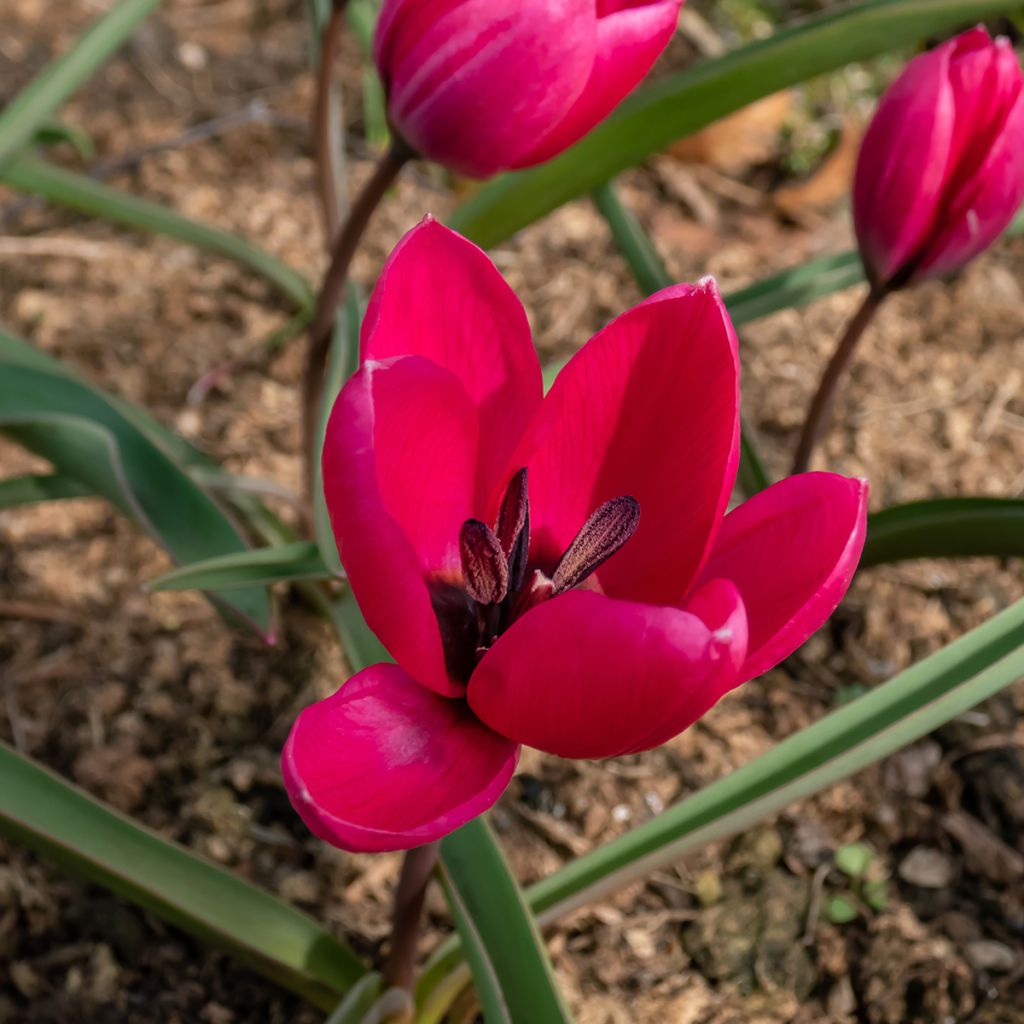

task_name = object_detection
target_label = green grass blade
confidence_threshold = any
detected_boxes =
[451,0,1023,247]
[148,541,332,591]
[440,818,573,1024]
[0,741,365,1009]
[0,153,313,312]
[862,497,1024,566]
[0,472,92,508]
[0,325,273,634]
[0,0,159,172]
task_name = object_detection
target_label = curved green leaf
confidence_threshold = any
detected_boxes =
[149,541,331,591]
[0,741,365,1010]
[440,818,572,1024]
[0,472,92,508]
[862,497,1024,567]
[0,0,158,172]
[0,325,273,635]
[451,0,1023,247]
[0,154,313,312]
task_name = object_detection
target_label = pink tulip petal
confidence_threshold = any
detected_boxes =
[283,664,518,853]
[917,40,1024,279]
[853,41,956,284]
[695,473,868,681]
[469,588,745,759]
[323,356,479,696]
[375,0,596,178]
[509,280,739,606]
[512,0,682,168]
[362,219,542,505]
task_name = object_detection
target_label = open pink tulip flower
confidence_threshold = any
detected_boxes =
[282,219,868,853]
[374,0,684,178]
[853,26,1024,289]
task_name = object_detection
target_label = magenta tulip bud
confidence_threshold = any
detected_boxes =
[373,0,684,179]
[853,27,1024,290]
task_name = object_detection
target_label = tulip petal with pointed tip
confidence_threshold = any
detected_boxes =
[509,280,739,607]
[322,355,478,696]
[469,587,746,759]
[694,473,868,681]
[852,40,956,284]
[362,219,542,504]
[282,664,518,853]
[513,0,683,168]
[374,0,597,178]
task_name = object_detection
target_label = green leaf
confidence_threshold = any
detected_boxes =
[0,0,158,172]
[149,541,332,591]
[835,842,873,878]
[0,325,274,635]
[0,741,365,1009]
[439,818,573,1024]
[451,0,1024,247]
[862,878,890,911]
[826,894,859,924]
[0,153,313,313]
[0,472,92,508]
[862,497,1024,566]
[35,120,97,160]
[323,974,385,1024]
[425,595,1024,984]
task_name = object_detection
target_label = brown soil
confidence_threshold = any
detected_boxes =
[2,3,1023,1023]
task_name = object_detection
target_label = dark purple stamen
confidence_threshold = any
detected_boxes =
[439,470,639,683]
[459,519,508,605]
[551,496,640,594]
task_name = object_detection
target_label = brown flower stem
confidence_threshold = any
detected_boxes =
[302,138,411,507]
[314,0,348,246]
[383,842,440,993]
[791,284,887,474]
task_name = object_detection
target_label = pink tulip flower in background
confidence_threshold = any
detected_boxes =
[373,0,684,178]
[853,26,1024,289]
[282,219,868,853]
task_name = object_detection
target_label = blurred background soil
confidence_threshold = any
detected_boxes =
[1,2,1023,1022]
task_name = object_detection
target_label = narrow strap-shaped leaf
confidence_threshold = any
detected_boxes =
[0,0,159,172]
[862,497,1024,566]
[148,541,332,591]
[0,325,274,635]
[0,741,365,1010]
[0,472,92,508]
[593,180,772,495]
[0,153,313,312]
[439,818,573,1024]
[423,596,1024,983]
[450,0,1024,247]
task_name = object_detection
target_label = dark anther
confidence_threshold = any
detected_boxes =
[551,496,640,594]
[495,468,530,594]
[459,519,509,605]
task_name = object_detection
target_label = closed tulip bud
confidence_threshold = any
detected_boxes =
[853,27,1024,290]
[373,0,683,179]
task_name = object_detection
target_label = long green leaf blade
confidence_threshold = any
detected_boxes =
[0,472,92,508]
[440,818,573,1024]
[0,326,273,634]
[0,741,364,1009]
[0,154,313,312]
[451,0,1022,246]
[0,0,159,172]
[862,497,1024,566]
[149,541,332,591]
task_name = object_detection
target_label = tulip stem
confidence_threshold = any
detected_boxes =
[791,284,887,474]
[384,841,440,992]
[313,0,349,246]
[303,137,412,506]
